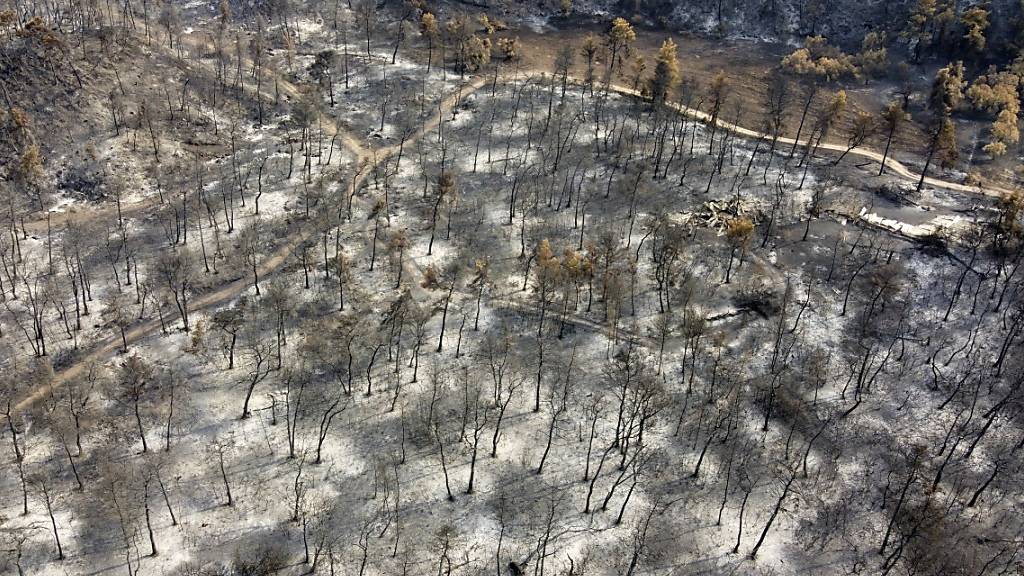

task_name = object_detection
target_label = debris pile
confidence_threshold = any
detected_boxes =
[671,197,761,232]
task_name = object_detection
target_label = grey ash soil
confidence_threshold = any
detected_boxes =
[1,4,1022,576]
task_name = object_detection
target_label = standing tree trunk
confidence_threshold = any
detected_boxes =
[732,486,752,554]
[38,481,64,560]
[749,470,797,559]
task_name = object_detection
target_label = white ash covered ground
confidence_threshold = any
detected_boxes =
[1,4,1023,576]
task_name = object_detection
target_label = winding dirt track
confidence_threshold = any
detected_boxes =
[12,69,487,413]
[591,76,1014,199]
[28,66,1011,236]
[10,38,1019,414]
[24,34,372,234]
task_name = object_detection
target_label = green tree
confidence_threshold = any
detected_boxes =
[781,36,857,81]
[903,0,937,62]
[857,31,889,78]
[985,109,1020,156]
[967,69,1021,157]
[463,35,491,72]
[421,12,439,73]
[961,6,990,54]
[606,17,636,77]
[929,61,965,115]
[648,38,680,103]
[724,217,753,284]
[497,36,518,61]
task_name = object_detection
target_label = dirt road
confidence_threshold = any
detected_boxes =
[590,77,1014,200]
[10,43,1014,414]
[12,74,488,414]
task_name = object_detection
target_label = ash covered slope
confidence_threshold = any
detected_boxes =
[450,0,1020,51]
